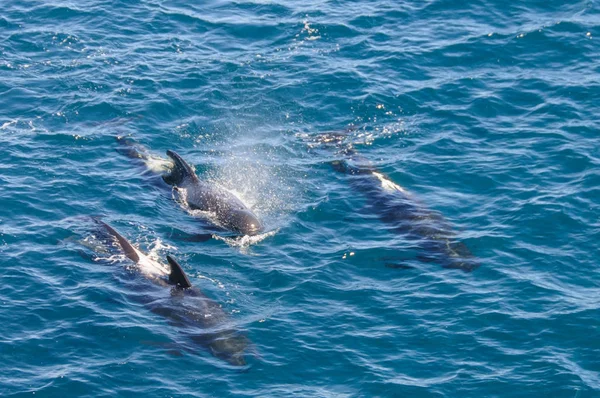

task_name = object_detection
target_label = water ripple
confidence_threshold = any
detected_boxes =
[1,0,599,396]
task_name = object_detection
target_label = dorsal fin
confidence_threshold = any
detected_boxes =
[166,255,192,289]
[166,150,199,183]
[96,219,140,263]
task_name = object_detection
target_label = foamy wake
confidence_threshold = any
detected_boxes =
[213,229,279,253]
[145,237,177,263]
[84,231,174,274]
[143,155,172,174]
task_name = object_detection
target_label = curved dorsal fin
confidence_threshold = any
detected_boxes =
[166,255,192,289]
[166,150,199,183]
[96,219,140,263]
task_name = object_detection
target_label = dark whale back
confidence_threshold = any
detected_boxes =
[114,141,263,236]
[164,150,199,185]
[163,150,264,236]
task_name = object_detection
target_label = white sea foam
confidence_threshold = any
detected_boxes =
[213,229,279,253]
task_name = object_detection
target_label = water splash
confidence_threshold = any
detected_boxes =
[171,149,295,233]
[0,118,49,134]
[144,237,176,275]
[80,229,172,276]
[143,155,173,174]
[212,144,298,217]
[301,19,321,41]
[213,229,279,253]
[0,119,18,130]
[297,120,408,154]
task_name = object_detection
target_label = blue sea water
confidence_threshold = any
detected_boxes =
[1,0,599,396]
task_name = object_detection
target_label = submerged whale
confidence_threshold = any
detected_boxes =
[317,132,478,272]
[116,137,263,236]
[92,220,250,366]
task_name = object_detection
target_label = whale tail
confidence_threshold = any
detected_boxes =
[163,150,199,185]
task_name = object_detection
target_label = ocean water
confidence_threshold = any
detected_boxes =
[1,0,599,396]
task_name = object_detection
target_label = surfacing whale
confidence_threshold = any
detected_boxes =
[115,136,263,237]
[163,150,263,236]
[316,131,479,272]
[92,219,250,366]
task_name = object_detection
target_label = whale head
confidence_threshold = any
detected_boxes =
[163,150,198,185]
[225,209,263,236]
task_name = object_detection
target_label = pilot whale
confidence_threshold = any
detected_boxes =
[116,137,263,236]
[317,131,478,272]
[163,150,263,236]
[93,220,250,366]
